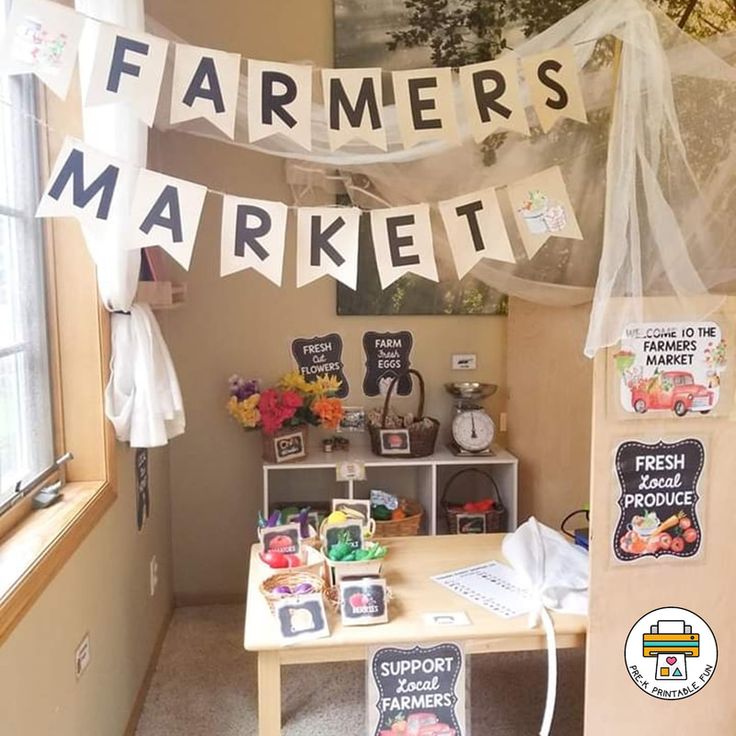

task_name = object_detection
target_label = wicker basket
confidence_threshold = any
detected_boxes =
[259,571,326,614]
[373,498,424,537]
[442,468,506,534]
[262,424,309,464]
[368,369,439,458]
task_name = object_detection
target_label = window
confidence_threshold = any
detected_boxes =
[0,3,54,513]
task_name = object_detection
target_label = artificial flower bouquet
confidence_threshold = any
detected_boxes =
[227,371,345,463]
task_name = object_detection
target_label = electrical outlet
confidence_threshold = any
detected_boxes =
[499,412,508,432]
[149,555,159,597]
[75,633,90,679]
[452,353,477,370]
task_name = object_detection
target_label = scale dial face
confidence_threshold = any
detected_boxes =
[452,410,495,452]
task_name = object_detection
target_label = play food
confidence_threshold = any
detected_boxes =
[327,510,348,524]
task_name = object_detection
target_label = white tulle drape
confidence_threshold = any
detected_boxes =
[76,0,184,447]
[150,0,736,356]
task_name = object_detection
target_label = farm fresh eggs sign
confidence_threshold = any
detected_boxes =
[614,322,727,417]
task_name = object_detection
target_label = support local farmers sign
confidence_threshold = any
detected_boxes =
[613,322,727,417]
[613,439,704,563]
[367,642,466,736]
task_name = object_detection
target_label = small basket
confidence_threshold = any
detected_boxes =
[259,571,326,614]
[256,544,323,576]
[374,498,424,537]
[368,369,439,458]
[442,468,506,534]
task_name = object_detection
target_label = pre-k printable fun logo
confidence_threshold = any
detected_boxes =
[624,607,717,700]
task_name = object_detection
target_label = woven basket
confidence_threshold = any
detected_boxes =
[368,369,439,458]
[374,498,424,537]
[259,571,326,614]
[442,468,506,534]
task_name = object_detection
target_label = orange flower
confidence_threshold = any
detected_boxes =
[312,396,344,430]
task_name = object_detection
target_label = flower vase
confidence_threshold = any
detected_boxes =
[262,424,309,464]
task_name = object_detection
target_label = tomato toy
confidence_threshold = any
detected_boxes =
[259,551,289,568]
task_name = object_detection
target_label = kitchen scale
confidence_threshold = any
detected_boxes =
[444,382,497,456]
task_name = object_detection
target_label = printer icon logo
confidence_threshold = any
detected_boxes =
[625,607,718,700]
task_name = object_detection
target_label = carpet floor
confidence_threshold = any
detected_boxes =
[135,604,585,736]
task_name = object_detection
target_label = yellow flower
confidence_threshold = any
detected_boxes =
[227,394,261,429]
[309,374,343,396]
[278,370,311,394]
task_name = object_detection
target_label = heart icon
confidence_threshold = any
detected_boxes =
[666,656,677,665]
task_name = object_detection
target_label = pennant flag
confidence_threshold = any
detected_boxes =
[220,195,288,286]
[522,46,587,133]
[130,170,207,271]
[296,207,361,289]
[370,204,438,289]
[392,67,459,148]
[321,68,386,152]
[0,0,85,100]
[459,55,529,141]
[439,187,515,278]
[508,165,583,259]
[85,23,168,126]
[36,136,135,228]
[247,59,312,151]
[170,43,241,139]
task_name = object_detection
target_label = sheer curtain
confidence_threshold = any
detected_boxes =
[75,0,184,447]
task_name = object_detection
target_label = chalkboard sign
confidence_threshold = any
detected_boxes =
[291,333,348,398]
[363,330,414,397]
[367,642,466,736]
[613,438,704,562]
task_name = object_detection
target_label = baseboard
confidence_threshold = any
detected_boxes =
[174,592,243,607]
[123,600,174,736]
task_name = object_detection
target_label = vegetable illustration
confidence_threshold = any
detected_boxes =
[269,534,295,552]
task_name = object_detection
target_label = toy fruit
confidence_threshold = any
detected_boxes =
[327,510,348,524]
[372,505,392,521]
[285,553,304,567]
[391,508,407,521]
[293,582,315,594]
[273,585,292,595]
[260,551,289,568]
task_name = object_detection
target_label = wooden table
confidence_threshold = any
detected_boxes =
[244,534,587,736]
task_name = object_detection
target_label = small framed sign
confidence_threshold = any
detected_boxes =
[274,593,330,643]
[379,429,411,455]
[273,431,307,463]
[340,576,388,625]
[323,520,364,555]
[340,406,366,432]
[261,523,301,556]
[456,513,487,534]
[336,461,366,482]
[331,498,371,521]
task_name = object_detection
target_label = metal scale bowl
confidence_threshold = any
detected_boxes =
[444,382,498,455]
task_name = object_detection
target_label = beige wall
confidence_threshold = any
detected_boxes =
[0,444,173,736]
[148,0,508,599]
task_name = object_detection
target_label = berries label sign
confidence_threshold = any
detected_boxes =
[340,577,388,625]
[363,330,414,397]
[291,333,348,398]
[614,439,704,562]
[367,642,467,736]
[613,322,727,417]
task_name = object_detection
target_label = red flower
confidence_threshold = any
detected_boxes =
[259,389,301,434]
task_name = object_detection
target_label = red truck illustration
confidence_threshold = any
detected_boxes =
[630,371,714,416]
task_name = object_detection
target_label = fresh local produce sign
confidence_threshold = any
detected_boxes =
[367,642,466,736]
[613,322,727,417]
[614,439,704,563]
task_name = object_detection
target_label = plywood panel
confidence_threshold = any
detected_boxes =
[506,297,593,527]
[584,300,736,733]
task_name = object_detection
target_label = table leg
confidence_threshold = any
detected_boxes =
[258,651,282,736]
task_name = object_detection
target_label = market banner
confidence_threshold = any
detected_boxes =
[508,165,583,258]
[321,67,387,152]
[439,187,515,278]
[85,23,168,126]
[0,0,84,100]
[130,169,207,271]
[247,59,312,151]
[36,136,135,228]
[220,194,288,286]
[370,204,439,289]
[170,43,241,140]
[391,67,459,149]
[522,46,587,133]
[296,206,361,289]
[458,56,530,141]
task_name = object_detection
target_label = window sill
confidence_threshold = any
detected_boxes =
[0,480,116,646]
